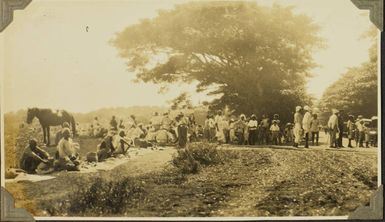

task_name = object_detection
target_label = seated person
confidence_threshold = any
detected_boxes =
[97,128,117,161]
[54,128,80,171]
[113,130,132,155]
[20,139,51,174]
[156,128,172,146]
[55,122,71,145]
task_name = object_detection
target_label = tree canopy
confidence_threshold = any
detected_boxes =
[111,2,323,122]
[318,28,378,119]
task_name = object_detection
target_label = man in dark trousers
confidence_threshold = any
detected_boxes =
[337,110,345,147]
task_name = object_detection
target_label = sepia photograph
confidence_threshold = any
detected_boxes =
[0,0,382,220]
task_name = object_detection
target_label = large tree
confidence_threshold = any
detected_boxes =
[111,2,323,122]
[318,28,378,119]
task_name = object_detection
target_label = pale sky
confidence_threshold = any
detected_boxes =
[0,0,376,113]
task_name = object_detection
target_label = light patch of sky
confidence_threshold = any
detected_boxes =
[0,0,376,113]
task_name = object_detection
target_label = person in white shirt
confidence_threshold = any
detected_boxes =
[327,109,339,148]
[293,106,303,148]
[302,105,312,148]
[247,114,258,145]
[54,128,80,171]
[270,121,280,145]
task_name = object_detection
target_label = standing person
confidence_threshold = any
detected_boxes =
[247,114,258,145]
[234,114,247,145]
[177,113,189,148]
[346,115,355,148]
[270,121,280,145]
[293,106,303,148]
[310,113,320,146]
[327,109,339,148]
[272,114,281,144]
[355,115,363,147]
[302,105,312,148]
[204,115,211,141]
[110,116,118,131]
[337,110,345,147]
[93,117,101,137]
[20,139,51,174]
[214,110,225,143]
[229,118,236,144]
[221,117,230,144]
[259,115,270,145]
[355,118,365,148]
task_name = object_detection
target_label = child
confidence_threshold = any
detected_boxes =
[346,115,355,148]
[284,123,294,143]
[310,114,320,146]
[270,120,280,145]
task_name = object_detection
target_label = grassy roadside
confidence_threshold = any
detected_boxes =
[38,143,377,217]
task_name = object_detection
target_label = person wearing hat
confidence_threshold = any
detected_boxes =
[327,109,340,148]
[55,128,80,171]
[20,138,51,174]
[293,106,303,148]
[55,122,72,145]
[270,120,280,145]
[302,105,312,148]
[247,114,258,145]
[234,114,247,145]
[355,116,365,148]
[346,115,355,148]
[272,114,282,144]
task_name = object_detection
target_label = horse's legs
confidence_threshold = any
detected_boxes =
[47,126,51,146]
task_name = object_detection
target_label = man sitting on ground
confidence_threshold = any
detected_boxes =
[113,130,132,155]
[97,128,117,161]
[20,139,51,174]
[54,128,80,171]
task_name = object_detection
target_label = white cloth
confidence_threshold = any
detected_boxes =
[328,114,339,129]
[293,112,303,143]
[57,138,79,160]
[302,112,312,133]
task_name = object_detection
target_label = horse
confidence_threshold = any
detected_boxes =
[26,108,76,145]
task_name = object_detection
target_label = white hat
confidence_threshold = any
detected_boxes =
[332,109,339,114]
[295,106,302,112]
[304,105,310,111]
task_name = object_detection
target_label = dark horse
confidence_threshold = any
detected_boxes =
[26,108,76,145]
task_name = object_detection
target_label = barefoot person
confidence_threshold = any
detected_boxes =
[20,139,51,174]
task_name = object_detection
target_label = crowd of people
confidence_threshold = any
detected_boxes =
[19,107,377,174]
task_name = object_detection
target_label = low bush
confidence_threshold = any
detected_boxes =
[67,177,145,215]
[172,142,225,174]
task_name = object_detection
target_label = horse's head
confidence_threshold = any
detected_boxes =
[26,108,38,124]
